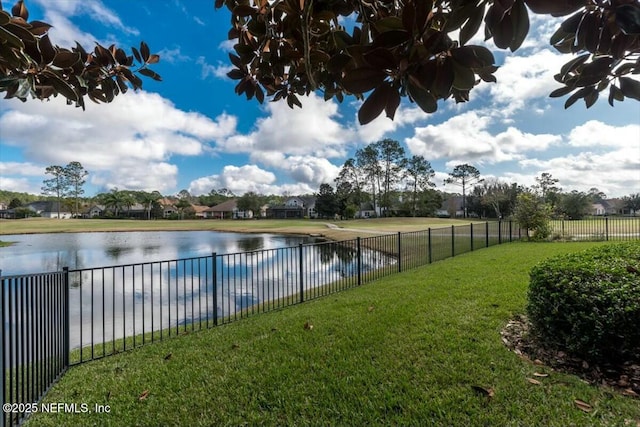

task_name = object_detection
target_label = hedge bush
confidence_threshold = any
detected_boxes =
[527,242,640,364]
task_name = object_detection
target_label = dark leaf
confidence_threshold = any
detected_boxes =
[564,87,590,108]
[407,82,437,113]
[28,20,51,36]
[402,1,415,32]
[341,67,387,94]
[146,54,160,65]
[131,46,142,63]
[433,57,454,98]
[229,53,244,68]
[358,83,390,125]
[214,0,225,9]
[289,93,302,108]
[12,0,28,20]
[560,53,589,78]
[372,30,411,49]
[608,84,624,106]
[549,86,574,98]
[374,17,404,33]
[327,53,351,74]
[584,88,598,107]
[4,22,35,44]
[255,84,264,103]
[460,8,485,46]
[52,51,80,69]
[227,68,246,80]
[42,70,78,102]
[0,10,9,25]
[451,46,495,68]
[616,4,640,35]
[139,68,162,81]
[233,5,256,17]
[510,0,529,52]
[524,0,584,17]
[384,85,401,120]
[140,41,150,62]
[619,76,640,100]
[452,61,476,90]
[0,24,25,49]
[363,48,397,70]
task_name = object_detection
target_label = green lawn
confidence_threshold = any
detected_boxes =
[0,217,486,241]
[24,241,639,427]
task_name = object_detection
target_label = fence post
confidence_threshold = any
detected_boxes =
[470,223,474,251]
[428,228,432,264]
[212,253,218,326]
[63,267,70,368]
[485,222,489,247]
[299,244,304,303]
[605,217,609,241]
[1,269,4,427]
[357,237,362,286]
[451,225,455,257]
[397,232,402,273]
[509,221,513,242]
[498,220,502,244]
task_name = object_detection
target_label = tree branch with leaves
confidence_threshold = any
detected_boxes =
[216,0,640,124]
[0,0,161,108]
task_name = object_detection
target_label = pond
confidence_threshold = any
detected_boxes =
[1,231,395,352]
[0,231,317,276]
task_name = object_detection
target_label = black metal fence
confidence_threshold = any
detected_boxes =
[2,218,637,426]
[549,217,640,241]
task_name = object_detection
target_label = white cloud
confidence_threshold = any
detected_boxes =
[197,57,234,80]
[487,49,567,114]
[567,120,640,149]
[218,93,354,158]
[32,0,138,47]
[158,47,191,63]
[406,111,560,163]
[189,165,276,195]
[0,92,237,193]
[0,162,43,176]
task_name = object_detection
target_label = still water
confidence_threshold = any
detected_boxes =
[0,231,315,275]
[1,231,394,351]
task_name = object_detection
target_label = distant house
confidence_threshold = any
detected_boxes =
[25,201,72,219]
[354,202,376,219]
[85,205,106,218]
[267,197,317,219]
[436,196,464,218]
[204,199,253,219]
[190,204,210,219]
[158,198,178,218]
[592,198,635,216]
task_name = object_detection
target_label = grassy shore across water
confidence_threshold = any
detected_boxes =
[0,217,487,241]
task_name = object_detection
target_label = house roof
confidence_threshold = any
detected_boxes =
[208,199,238,212]
[26,201,70,213]
[190,204,210,213]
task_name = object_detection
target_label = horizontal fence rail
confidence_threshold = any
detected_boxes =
[550,217,640,241]
[2,217,638,426]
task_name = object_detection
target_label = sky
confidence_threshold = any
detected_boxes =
[0,0,639,199]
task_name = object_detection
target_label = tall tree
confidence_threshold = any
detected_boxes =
[355,145,382,217]
[374,139,406,217]
[623,193,640,216]
[335,158,365,217]
[41,165,68,218]
[444,164,482,219]
[405,155,435,217]
[514,191,552,241]
[137,190,162,220]
[101,188,128,217]
[216,0,640,124]
[315,183,338,218]
[237,191,264,218]
[558,190,592,220]
[533,172,562,211]
[64,161,88,217]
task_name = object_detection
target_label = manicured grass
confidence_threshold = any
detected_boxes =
[0,217,485,241]
[25,242,639,427]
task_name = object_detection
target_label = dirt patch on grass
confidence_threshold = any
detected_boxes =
[501,315,640,398]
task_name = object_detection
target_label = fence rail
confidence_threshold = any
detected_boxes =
[2,217,638,426]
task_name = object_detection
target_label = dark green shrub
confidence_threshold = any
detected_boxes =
[527,242,640,364]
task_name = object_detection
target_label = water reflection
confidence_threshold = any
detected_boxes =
[0,231,313,275]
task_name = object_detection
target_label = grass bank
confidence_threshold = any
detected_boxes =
[0,217,485,241]
[25,241,639,427]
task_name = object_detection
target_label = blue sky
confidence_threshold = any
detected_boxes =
[0,0,639,199]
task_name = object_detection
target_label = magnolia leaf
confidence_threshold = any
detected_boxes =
[510,0,530,52]
[342,67,386,94]
[619,76,640,100]
[146,54,160,64]
[460,8,484,46]
[303,321,313,330]
[408,81,437,113]
[574,399,592,412]
[139,68,162,81]
[358,83,390,125]
[549,86,574,98]
[140,41,150,63]
[138,390,150,401]
[471,385,495,398]
[527,378,542,385]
